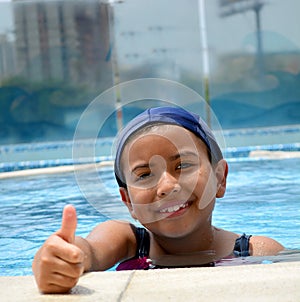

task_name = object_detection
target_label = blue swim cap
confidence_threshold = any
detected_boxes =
[114,106,223,188]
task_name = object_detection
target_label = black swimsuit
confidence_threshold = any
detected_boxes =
[116,228,252,271]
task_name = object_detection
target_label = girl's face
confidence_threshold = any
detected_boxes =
[119,125,227,238]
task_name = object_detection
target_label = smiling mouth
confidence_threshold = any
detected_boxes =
[159,201,191,214]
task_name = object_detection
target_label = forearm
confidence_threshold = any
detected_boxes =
[74,235,119,272]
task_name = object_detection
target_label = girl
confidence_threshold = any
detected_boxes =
[32,106,284,293]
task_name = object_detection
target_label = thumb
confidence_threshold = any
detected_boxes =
[57,204,77,244]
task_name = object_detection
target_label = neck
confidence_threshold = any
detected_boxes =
[150,225,217,267]
[152,224,216,255]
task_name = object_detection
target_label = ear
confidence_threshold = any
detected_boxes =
[215,159,228,198]
[119,187,137,220]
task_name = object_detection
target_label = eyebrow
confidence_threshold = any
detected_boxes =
[130,151,199,174]
[169,151,199,161]
[131,163,150,174]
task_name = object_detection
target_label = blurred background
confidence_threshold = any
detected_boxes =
[0,0,299,157]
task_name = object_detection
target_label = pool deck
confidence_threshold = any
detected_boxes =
[2,261,300,302]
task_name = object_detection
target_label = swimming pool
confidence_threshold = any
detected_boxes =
[0,152,300,276]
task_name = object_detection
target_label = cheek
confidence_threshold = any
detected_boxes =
[127,187,153,205]
[127,187,163,224]
[180,167,209,190]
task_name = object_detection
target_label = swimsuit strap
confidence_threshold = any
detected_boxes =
[135,227,150,258]
[233,233,252,257]
[135,228,251,259]
[115,228,150,271]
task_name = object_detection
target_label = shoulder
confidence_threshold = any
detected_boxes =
[249,235,284,256]
[87,220,138,259]
[88,220,137,243]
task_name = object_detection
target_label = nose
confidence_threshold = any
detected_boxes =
[157,171,181,197]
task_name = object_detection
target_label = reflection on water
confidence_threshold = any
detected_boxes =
[144,249,300,268]
[216,249,300,267]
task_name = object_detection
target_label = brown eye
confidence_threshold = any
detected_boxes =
[177,162,193,170]
[137,172,152,180]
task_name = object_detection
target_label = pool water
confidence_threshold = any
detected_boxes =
[0,158,299,276]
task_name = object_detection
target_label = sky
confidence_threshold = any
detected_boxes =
[0,0,299,69]
[111,0,300,75]
[0,2,13,35]
[1,0,299,48]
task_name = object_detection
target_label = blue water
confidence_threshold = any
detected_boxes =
[0,158,299,276]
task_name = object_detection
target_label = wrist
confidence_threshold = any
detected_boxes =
[74,236,92,272]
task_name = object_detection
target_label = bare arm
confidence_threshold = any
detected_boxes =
[77,220,137,272]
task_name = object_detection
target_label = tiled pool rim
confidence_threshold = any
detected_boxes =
[1,125,300,173]
[1,143,300,173]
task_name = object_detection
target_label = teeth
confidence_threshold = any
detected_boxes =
[160,202,188,213]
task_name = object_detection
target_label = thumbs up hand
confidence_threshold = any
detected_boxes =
[32,205,85,294]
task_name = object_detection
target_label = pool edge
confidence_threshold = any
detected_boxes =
[2,261,300,301]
